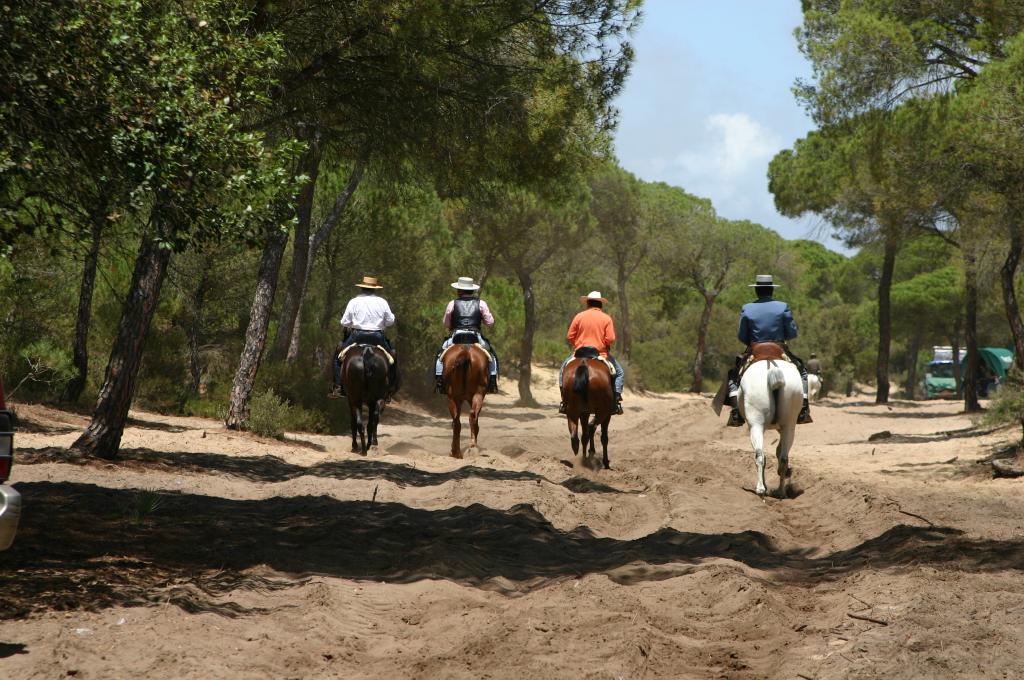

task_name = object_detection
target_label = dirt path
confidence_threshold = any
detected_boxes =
[2,371,1023,679]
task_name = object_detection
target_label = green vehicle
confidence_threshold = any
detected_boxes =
[923,346,1013,399]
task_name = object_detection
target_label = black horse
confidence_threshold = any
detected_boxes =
[340,344,393,454]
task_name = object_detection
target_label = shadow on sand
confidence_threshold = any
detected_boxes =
[3,481,1023,621]
[18,446,630,495]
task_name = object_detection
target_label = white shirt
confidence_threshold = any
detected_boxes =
[340,293,396,331]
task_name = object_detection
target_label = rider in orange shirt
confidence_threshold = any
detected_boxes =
[558,291,624,415]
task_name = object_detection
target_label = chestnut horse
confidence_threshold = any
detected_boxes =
[341,345,391,455]
[441,339,490,458]
[561,351,614,469]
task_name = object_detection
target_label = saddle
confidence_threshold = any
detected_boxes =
[572,346,616,375]
[737,342,790,380]
[439,337,492,364]
[338,343,395,365]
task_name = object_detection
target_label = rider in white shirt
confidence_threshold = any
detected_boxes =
[329,276,397,399]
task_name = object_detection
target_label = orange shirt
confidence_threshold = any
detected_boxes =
[567,307,616,356]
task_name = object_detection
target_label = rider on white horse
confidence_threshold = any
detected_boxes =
[725,274,813,426]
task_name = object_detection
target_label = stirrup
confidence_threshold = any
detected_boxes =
[614,393,623,415]
[327,385,344,400]
[558,402,567,415]
[434,378,445,394]
[727,408,745,427]
[487,375,498,394]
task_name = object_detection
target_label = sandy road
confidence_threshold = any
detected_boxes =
[1,371,1024,679]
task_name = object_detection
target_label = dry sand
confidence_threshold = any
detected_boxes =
[2,368,1023,679]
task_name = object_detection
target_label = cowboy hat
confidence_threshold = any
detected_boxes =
[579,290,609,305]
[450,276,480,291]
[355,275,384,289]
[748,274,780,287]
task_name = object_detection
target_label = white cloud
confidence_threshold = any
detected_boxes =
[674,112,781,180]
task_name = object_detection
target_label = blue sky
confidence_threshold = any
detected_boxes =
[613,1,844,250]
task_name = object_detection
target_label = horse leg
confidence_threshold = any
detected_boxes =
[568,417,580,456]
[349,403,360,454]
[357,404,367,455]
[448,398,463,458]
[366,401,378,453]
[750,422,767,496]
[600,418,610,470]
[776,424,796,498]
[587,415,598,456]
[468,392,483,453]
[580,413,593,461]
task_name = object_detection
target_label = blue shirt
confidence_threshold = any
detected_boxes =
[738,297,798,345]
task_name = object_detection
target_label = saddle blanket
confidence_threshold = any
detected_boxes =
[572,355,616,376]
[338,344,395,365]
[440,342,493,365]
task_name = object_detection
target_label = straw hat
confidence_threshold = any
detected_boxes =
[579,290,608,305]
[355,275,383,289]
[748,274,780,287]
[451,276,480,291]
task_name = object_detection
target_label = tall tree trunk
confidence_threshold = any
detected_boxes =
[270,131,322,360]
[70,214,173,459]
[516,267,538,406]
[187,265,211,394]
[1000,225,1024,368]
[283,157,366,364]
[691,292,715,393]
[616,261,632,360]
[225,229,290,429]
[963,255,982,412]
[62,209,104,402]
[951,335,962,399]
[875,235,897,404]
[905,334,920,399]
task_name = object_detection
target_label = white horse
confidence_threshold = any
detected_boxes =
[807,373,821,401]
[738,359,803,497]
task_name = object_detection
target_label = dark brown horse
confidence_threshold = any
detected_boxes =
[341,345,392,455]
[441,339,490,458]
[561,351,614,469]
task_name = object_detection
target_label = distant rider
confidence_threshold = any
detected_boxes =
[434,276,499,394]
[806,352,821,377]
[329,276,397,399]
[724,274,812,426]
[558,291,624,415]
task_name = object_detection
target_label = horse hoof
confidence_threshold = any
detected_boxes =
[451,451,463,459]
[755,485,767,497]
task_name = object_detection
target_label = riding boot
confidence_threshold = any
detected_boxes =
[487,375,498,394]
[797,398,813,424]
[614,392,624,415]
[558,402,567,415]
[726,395,744,427]
[434,376,445,394]
[328,383,344,400]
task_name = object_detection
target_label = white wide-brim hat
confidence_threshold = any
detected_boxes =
[579,290,608,305]
[355,275,384,289]
[748,274,780,287]
[451,276,480,291]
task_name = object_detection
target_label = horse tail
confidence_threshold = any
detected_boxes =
[362,346,376,384]
[573,360,589,397]
[444,349,471,391]
[767,363,785,391]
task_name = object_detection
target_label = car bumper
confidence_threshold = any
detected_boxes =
[0,484,21,550]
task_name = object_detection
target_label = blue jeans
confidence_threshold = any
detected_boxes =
[435,332,498,377]
[559,355,624,394]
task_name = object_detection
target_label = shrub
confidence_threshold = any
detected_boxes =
[247,388,327,439]
[984,370,1024,443]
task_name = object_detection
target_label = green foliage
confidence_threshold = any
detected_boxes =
[985,371,1024,437]
[248,388,327,439]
